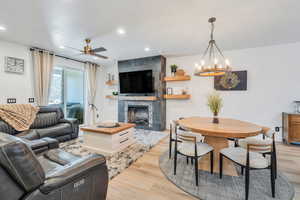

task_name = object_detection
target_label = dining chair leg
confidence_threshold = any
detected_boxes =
[245,166,250,200]
[174,151,177,175]
[219,153,223,179]
[241,166,244,175]
[186,157,189,164]
[191,158,194,165]
[195,157,199,186]
[169,140,172,159]
[271,159,276,197]
[274,149,278,179]
[210,151,214,174]
[234,139,239,147]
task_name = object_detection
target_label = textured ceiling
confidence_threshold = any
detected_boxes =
[0,0,299,63]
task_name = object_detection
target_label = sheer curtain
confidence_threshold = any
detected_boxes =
[32,49,55,106]
[85,62,99,125]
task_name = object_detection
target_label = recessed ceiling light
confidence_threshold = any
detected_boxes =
[144,47,150,52]
[117,28,126,35]
[0,25,7,31]
[59,45,65,49]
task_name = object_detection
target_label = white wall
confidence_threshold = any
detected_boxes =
[99,42,300,140]
[0,40,33,104]
[0,39,86,104]
[166,42,300,137]
[95,60,118,122]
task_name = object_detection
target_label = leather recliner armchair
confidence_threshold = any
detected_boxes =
[0,133,109,200]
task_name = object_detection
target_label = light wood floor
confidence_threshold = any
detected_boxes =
[107,137,300,200]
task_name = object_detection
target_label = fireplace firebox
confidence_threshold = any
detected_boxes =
[127,106,149,127]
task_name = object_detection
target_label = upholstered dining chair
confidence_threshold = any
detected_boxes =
[237,127,278,178]
[219,138,276,200]
[173,128,214,186]
[169,120,204,159]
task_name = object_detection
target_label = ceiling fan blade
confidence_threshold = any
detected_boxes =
[91,47,107,53]
[90,52,108,59]
[74,52,85,57]
[65,46,82,52]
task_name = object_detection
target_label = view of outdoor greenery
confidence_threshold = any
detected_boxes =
[49,67,85,124]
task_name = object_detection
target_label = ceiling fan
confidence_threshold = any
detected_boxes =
[66,39,108,59]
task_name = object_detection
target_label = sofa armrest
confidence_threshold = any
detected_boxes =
[17,129,40,140]
[40,154,107,194]
[17,137,59,154]
[58,118,79,137]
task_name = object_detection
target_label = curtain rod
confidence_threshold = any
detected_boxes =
[29,47,99,65]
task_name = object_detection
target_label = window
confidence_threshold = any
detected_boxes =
[49,66,85,124]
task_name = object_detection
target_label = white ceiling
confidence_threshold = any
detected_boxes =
[0,0,300,64]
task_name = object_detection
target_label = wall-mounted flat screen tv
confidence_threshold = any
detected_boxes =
[119,70,154,94]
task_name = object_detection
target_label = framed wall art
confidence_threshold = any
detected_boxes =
[214,70,247,91]
[4,56,25,74]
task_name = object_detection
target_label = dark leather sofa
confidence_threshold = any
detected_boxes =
[0,133,109,200]
[0,106,79,143]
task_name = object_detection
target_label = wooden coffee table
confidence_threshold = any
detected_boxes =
[80,123,136,155]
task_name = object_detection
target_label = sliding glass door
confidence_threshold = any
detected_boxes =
[49,67,85,124]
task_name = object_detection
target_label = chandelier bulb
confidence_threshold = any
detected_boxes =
[214,58,218,65]
[201,60,205,66]
[225,59,230,66]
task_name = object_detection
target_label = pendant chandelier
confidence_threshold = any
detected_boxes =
[194,17,232,77]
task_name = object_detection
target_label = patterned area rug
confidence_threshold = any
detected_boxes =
[60,129,167,179]
[159,151,295,200]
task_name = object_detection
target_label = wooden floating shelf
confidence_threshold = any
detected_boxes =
[163,94,191,100]
[118,96,157,101]
[164,75,191,82]
[105,80,117,86]
[105,95,118,100]
[106,95,158,101]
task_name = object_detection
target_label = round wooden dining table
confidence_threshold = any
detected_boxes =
[177,117,263,176]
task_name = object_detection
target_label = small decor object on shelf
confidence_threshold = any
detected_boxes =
[175,69,185,76]
[194,17,232,77]
[172,87,184,95]
[182,87,188,95]
[294,101,300,113]
[5,56,25,74]
[214,71,247,91]
[112,91,119,96]
[170,64,178,76]
[207,91,223,124]
[166,87,173,95]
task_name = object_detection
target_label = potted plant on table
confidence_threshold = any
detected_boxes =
[207,91,223,124]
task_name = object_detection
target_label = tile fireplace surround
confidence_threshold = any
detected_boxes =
[118,55,166,131]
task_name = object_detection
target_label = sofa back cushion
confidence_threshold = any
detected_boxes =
[0,133,45,192]
[31,112,59,129]
[0,120,19,135]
